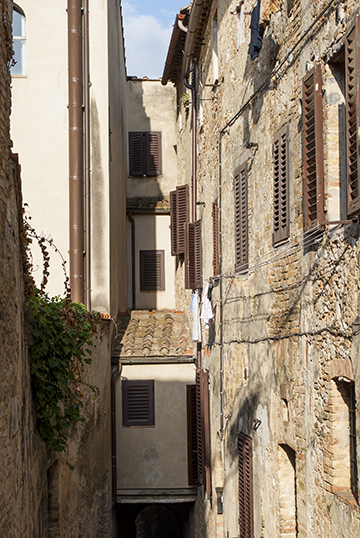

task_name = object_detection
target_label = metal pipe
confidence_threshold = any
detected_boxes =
[181,0,205,80]
[184,67,197,223]
[68,0,84,303]
[218,132,224,438]
[83,0,91,310]
[128,213,136,310]
[111,364,122,504]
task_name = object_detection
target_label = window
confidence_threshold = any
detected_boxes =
[170,184,189,256]
[129,131,162,176]
[196,369,211,497]
[278,445,297,537]
[11,5,26,76]
[325,378,358,498]
[238,431,254,538]
[212,12,219,83]
[234,163,248,272]
[345,15,360,216]
[187,385,198,486]
[122,380,155,426]
[139,250,165,291]
[212,199,220,276]
[273,125,290,244]
[184,220,202,290]
[302,64,324,230]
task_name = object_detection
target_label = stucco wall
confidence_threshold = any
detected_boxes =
[116,362,196,492]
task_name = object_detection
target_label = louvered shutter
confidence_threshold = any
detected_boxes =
[273,125,290,244]
[170,185,189,256]
[196,370,204,485]
[122,380,155,426]
[238,432,254,538]
[196,369,210,497]
[185,220,202,289]
[213,200,220,276]
[302,64,325,229]
[234,164,249,271]
[146,132,162,176]
[129,132,145,176]
[187,385,198,485]
[346,16,360,216]
[139,250,165,291]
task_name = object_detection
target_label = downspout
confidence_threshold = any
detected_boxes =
[184,68,197,223]
[128,213,136,310]
[181,0,205,81]
[83,0,91,310]
[68,0,84,303]
[218,131,224,439]
[111,363,122,505]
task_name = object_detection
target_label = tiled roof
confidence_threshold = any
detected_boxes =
[113,310,194,360]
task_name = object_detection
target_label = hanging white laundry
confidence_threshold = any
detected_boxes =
[191,291,202,342]
[201,283,214,329]
[237,2,246,49]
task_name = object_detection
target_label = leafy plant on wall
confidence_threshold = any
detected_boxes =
[21,207,101,452]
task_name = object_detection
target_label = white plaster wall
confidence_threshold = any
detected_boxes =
[11,0,69,297]
[116,362,196,490]
[126,213,175,310]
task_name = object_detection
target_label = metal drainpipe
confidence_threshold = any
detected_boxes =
[111,364,122,505]
[218,131,224,439]
[184,65,197,223]
[83,0,91,310]
[68,0,84,303]
[128,213,136,310]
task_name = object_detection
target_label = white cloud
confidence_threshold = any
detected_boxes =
[122,2,173,79]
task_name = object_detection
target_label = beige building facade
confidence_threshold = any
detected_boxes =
[162,0,360,537]
[11,0,128,316]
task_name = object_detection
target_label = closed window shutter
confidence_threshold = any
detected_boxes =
[129,132,145,176]
[196,369,211,497]
[129,131,162,176]
[234,164,249,271]
[213,199,220,276]
[139,250,165,291]
[185,220,202,289]
[187,385,198,486]
[146,132,162,175]
[122,380,155,426]
[170,185,189,256]
[238,432,254,538]
[273,125,290,244]
[346,16,360,216]
[302,64,324,229]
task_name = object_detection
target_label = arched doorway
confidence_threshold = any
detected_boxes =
[135,505,182,538]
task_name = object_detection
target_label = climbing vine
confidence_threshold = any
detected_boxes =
[22,208,101,452]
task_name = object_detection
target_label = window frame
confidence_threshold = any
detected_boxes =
[11,5,26,77]
[122,379,155,427]
[128,131,162,177]
[139,249,165,292]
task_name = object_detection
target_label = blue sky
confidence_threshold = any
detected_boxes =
[122,1,184,79]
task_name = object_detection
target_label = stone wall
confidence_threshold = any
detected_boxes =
[172,0,360,536]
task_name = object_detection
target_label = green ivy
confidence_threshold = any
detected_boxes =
[28,292,100,452]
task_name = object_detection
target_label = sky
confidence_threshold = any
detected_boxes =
[122,1,184,79]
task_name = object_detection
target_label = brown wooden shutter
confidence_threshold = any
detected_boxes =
[234,163,249,271]
[146,132,162,176]
[238,431,254,538]
[170,185,189,256]
[212,199,220,276]
[185,220,202,289]
[129,132,145,176]
[122,380,155,426]
[187,385,199,486]
[346,16,360,216]
[196,369,211,497]
[302,64,324,229]
[273,124,290,244]
[139,250,165,291]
